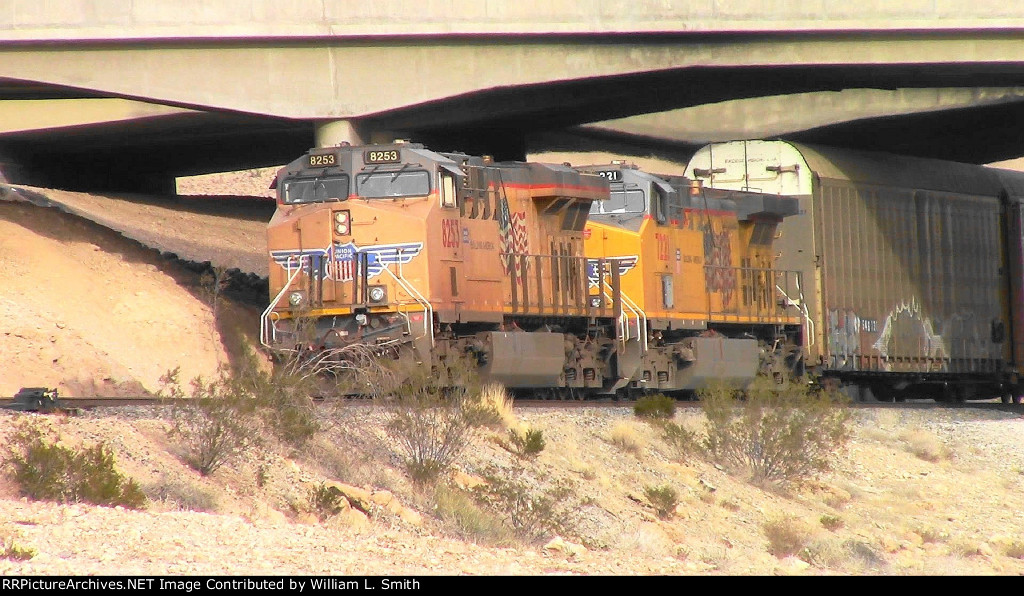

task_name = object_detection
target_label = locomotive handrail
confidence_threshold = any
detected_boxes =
[597,259,647,352]
[260,255,306,350]
[375,253,434,347]
[776,274,813,349]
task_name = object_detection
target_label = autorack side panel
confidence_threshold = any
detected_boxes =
[686,140,1013,377]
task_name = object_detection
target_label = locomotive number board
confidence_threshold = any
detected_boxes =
[364,150,401,164]
[308,153,337,167]
[595,170,622,182]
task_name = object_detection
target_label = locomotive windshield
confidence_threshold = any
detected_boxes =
[356,170,431,198]
[283,175,350,204]
[591,186,645,215]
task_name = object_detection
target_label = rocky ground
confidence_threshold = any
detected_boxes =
[0,182,1022,576]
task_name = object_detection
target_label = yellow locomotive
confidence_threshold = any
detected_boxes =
[576,162,805,393]
[262,143,805,397]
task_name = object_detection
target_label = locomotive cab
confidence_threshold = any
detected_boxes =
[576,162,805,392]
[263,143,618,393]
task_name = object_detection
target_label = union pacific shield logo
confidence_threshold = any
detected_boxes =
[271,241,423,281]
[586,256,639,287]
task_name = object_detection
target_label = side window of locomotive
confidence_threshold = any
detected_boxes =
[356,170,431,198]
[651,186,668,224]
[283,175,350,204]
[595,187,645,214]
[439,172,457,208]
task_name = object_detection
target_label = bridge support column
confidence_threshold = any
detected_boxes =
[315,120,401,148]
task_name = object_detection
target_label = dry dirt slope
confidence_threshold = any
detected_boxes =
[0,188,1023,575]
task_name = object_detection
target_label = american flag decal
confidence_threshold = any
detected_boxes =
[270,241,423,282]
[586,256,639,287]
[497,198,529,276]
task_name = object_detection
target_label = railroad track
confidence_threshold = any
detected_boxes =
[3,395,1023,414]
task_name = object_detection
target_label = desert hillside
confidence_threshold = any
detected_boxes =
[0,186,1022,576]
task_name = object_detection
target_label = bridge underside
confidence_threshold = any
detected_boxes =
[4,62,1024,192]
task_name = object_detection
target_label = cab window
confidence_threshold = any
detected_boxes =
[283,175,350,204]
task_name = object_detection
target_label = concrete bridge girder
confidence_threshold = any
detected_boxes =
[3,34,1024,123]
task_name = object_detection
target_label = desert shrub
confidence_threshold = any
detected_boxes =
[506,427,546,458]
[433,485,511,546]
[820,514,844,531]
[0,536,35,561]
[699,378,852,484]
[762,513,814,558]
[911,524,947,544]
[633,394,676,420]
[643,484,679,519]
[472,469,578,542]
[163,368,262,476]
[307,482,347,521]
[662,421,702,461]
[4,421,146,509]
[385,361,477,485]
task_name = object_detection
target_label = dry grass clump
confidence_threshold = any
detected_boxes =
[608,421,645,455]
[432,485,512,546]
[997,539,1024,559]
[464,383,517,430]
[143,476,220,512]
[899,429,951,462]
[762,513,815,558]
[801,537,884,571]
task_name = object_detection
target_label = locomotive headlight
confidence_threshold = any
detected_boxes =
[368,286,387,303]
[590,296,603,308]
[288,291,304,306]
[333,210,351,235]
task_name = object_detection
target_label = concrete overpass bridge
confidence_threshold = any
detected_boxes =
[4,2,1024,191]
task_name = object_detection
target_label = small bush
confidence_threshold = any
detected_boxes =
[762,513,814,558]
[307,483,347,521]
[662,421,702,461]
[472,470,577,542]
[700,378,852,484]
[643,484,679,519]
[634,394,676,420]
[163,368,262,476]
[507,427,546,458]
[4,421,146,509]
[385,362,476,485]
[0,538,35,561]
[820,514,844,531]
